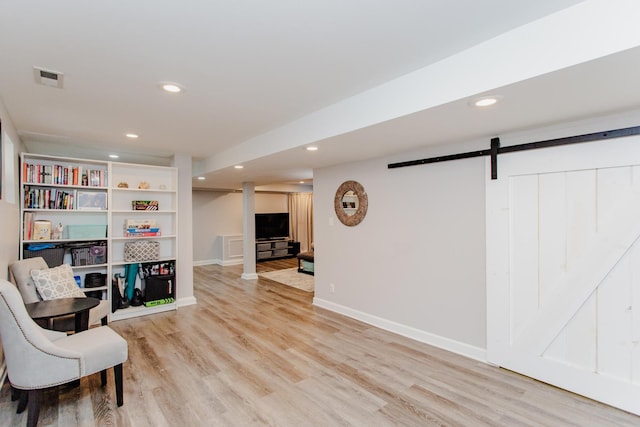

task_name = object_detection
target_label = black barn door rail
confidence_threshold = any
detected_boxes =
[387,125,640,180]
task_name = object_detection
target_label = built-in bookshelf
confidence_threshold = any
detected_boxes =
[109,162,177,320]
[19,153,178,321]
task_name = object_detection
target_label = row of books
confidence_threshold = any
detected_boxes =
[24,187,77,210]
[23,162,107,187]
[124,219,161,237]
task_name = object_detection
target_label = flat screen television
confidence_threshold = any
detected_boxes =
[255,213,290,240]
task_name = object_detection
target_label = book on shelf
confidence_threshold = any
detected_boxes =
[22,161,107,187]
[124,219,157,229]
[24,187,77,209]
[23,212,33,240]
[124,219,160,237]
[124,230,161,237]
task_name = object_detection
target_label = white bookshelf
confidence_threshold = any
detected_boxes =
[19,153,179,321]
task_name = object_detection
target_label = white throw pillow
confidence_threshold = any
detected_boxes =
[30,264,86,300]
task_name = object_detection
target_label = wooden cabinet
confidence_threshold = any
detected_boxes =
[19,153,178,321]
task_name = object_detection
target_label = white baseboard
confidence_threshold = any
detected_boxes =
[193,259,217,266]
[193,258,243,267]
[177,296,197,307]
[241,272,259,280]
[313,297,487,363]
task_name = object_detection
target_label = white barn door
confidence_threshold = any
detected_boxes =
[486,135,640,415]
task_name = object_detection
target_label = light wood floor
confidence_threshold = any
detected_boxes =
[2,259,640,426]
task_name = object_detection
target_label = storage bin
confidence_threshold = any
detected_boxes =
[272,249,288,257]
[273,241,288,249]
[23,246,65,267]
[70,243,107,266]
[65,224,107,239]
[124,240,160,262]
[257,242,272,251]
[257,250,272,259]
[145,275,175,302]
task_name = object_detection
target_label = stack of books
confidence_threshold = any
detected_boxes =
[124,219,161,237]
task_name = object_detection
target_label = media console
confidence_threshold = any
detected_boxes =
[255,240,300,262]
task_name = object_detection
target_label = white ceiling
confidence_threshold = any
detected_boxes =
[2,1,639,190]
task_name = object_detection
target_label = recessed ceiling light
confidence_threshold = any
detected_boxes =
[125,133,139,139]
[160,82,184,93]
[299,181,305,184]
[234,165,244,169]
[471,95,502,108]
[109,154,119,159]
[197,176,206,180]
[306,146,318,151]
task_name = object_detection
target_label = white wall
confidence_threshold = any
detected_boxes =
[256,192,288,213]
[192,190,288,263]
[0,101,22,280]
[313,151,487,359]
[0,99,23,384]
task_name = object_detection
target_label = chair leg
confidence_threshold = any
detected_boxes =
[17,390,28,413]
[11,385,20,401]
[27,389,42,427]
[101,369,107,386]
[114,363,124,407]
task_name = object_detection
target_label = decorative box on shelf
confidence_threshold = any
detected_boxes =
[132,200,159,211]
[65,224,107,239]
[33,220,52,240]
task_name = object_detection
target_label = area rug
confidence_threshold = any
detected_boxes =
[259,268,314,292]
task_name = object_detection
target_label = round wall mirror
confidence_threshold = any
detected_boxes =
[334,180,368,226]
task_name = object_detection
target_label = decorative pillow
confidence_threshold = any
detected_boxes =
[30,264,86,300]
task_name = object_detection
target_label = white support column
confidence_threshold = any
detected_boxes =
[241,182,258,280]
[172,153,196,306]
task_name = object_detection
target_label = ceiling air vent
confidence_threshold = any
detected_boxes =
[33,66,64,89]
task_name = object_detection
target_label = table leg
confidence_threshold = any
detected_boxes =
[75,309,90,333]
[71,308,90,387]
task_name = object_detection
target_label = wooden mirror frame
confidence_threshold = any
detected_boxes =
[334,180,368,226]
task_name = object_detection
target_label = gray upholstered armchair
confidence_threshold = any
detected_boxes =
[0,280,128,427]
[9,257,110,331]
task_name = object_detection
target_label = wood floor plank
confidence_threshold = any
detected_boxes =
[2,258,640,425]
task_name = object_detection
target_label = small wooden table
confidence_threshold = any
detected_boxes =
[26,297,100,333]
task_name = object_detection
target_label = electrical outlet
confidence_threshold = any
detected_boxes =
[329,283,335,293]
